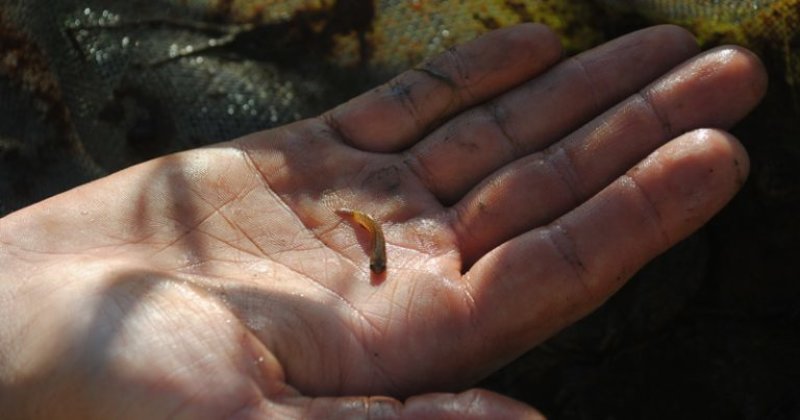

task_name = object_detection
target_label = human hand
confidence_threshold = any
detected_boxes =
[0,24,765,419]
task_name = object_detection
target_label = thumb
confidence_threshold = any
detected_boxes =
[401,389,544,419]
[246,388,544,419]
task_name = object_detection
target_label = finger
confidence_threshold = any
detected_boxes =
[406,25,700,203]
[464,129,749,358]
[400,389,544,419]
[266,389,543,419]
[451,46,767,266]
[323,24,562,152]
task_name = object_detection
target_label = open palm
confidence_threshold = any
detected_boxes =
[0,24,765,419]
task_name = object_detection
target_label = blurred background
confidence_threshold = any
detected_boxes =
[1,1,798,418]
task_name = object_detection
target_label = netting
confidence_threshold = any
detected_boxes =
[2,0,798,215]
[0,0,372,213]
[0,0,609,214]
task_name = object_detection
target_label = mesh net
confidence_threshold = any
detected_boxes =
[0,0,370,213]
[1,0,796,215]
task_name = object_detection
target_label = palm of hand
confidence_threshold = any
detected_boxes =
[0,24,765,418]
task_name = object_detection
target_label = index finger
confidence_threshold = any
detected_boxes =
[323,24,562,152]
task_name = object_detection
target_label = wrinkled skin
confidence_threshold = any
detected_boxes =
[0,24,766,419]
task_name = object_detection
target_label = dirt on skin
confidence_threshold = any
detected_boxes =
[1,1,799,419]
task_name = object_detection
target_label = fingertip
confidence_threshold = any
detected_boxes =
[709,45,768,96]
[705,128,750,184]
[642,24,700,57]
[504,22,563,62]
[648,45,768,130]
[688,128,750,188]
[659,128,748,182]
[403,389,545,420]
[633,128,750,230]
[711,44,769,104]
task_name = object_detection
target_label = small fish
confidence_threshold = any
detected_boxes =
[337,209,386,274]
